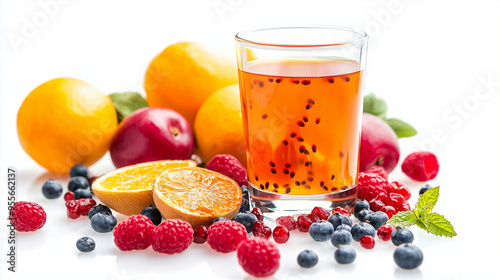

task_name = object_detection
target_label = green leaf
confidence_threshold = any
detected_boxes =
[363,92,388,119]
[414,217,428,232]
[109,92,149,123]
[419,212,457,237]
[387,211,416,228]
[384,118,417,138]
[414,186,440,215]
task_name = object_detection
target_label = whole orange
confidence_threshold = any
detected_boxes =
[194,85,246,167]
[144,41,238,127]
[17,78,118,174]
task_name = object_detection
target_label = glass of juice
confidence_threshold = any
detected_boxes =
[235,26,368,216]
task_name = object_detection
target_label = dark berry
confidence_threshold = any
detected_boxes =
[252,221,272,239]
[394,244,423,269]
[239,185,251,212]
[357,209,373,222]
[363,211,389,230]
[212,217,230,224]
[140,204,162,226]
[308,221,334,242]
[73,188,92,200]
[360,235,375,249]
[42,179,63,199]
[327,213,352,230]
[276,216,297,231]
[68,176,90,192]
[419,184,433,195]
[297,250,318,268]
[311,206,330,220]
[377,224,395,241]
[90,213,117,233]
[69,164,88,178]
[351,222,376,242]
[193,225,209,244]
[88,204,112,219]
[272,225,290,244]
[335,224,352,233]
[76,236,95,252]
[334,246,356,264]
[354,199,370,219]
[233,212,258,233]
[251,207,264,221]
[391,228,414,246]
[331,229,352,248]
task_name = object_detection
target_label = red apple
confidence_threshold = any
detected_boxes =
[110,107,195,168]
[359,113,400,173]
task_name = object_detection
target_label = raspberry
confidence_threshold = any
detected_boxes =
[332,207,350,217]
[272,225,290,244]
[113,215,155,251]
[207,221,247,253]
[357,172,388,202]
[193,225,209,244]
[237,238,280,278]
[311,206,330,220]
[251,207,264,221]
[9,201,46,232]
[276,216,297,231]
[367,166,388,180]
[252,221,272,239]
[206,154,247,186]
[401,151,439,181]
[152,219,193,254]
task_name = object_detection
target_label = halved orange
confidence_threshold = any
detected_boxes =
[152,167,242,228]
[92,160,196,215]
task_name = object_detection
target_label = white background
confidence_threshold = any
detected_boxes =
[1,0,499,279]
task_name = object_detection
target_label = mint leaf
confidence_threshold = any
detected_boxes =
[419,212,457,238]
[363,93,387,119]
[109,92,149,123]
[387,211,416,228]
[384,118,417,138]
[414,186,440,215]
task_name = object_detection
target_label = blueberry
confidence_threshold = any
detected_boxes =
[68,176,90,192]
[334,246,356,264]
[351,222,376,242]
[90,213,117,233]
[233,212,258,233]
[212,217,230,224]
[327,213,352,230]
[419,184,433,196]
[239,185,250,213]
[354,199,370,219]
[331,229,352,248]
[297,250,318,268]
[73,188,92,200]
[391,228,414,246]
[42,179,63,199]
[309,221,334,242]
[357,209,373,222]
[76,236,95,252]
[394,244,423,269]
[88,204,112,219]
[335,224,352,233]
[69,164,88,178]
[363,211,389,230]
[141,204,162,226]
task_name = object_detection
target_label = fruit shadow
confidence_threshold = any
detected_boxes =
[393,267,423,279]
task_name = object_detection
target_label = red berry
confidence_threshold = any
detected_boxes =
[367,166,388,180]
[388,181,411,200]
[369,199,385,211]
[206,154,247,186]
[401,151,439,181]
[397,203,411,212]
[152,219,193,254]
[375,192,389,204]
[207,221,247,253]
[252,221,272,239]
[307,213,321,223]
[113,215,156,251]
[297,214,313,232]
[360,235,375,249]
[237,238,280,278]
[332,207,350,217]
[77,198,96,216]
[65,200,81,219]
[357,172,389,202]
[193,225,209,244]
[272,225,290,244]
[64,191,74,202]
[251,207,264,221]
[388,193,406,208]
[380,205,397,219]
[377,224,395,241]
[8,201,46,232]
[311,206,330,220]
[276,216,297,231]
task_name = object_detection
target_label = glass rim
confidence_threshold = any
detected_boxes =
[235,25,368,50]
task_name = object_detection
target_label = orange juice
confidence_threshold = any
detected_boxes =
[239,60,363,195]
